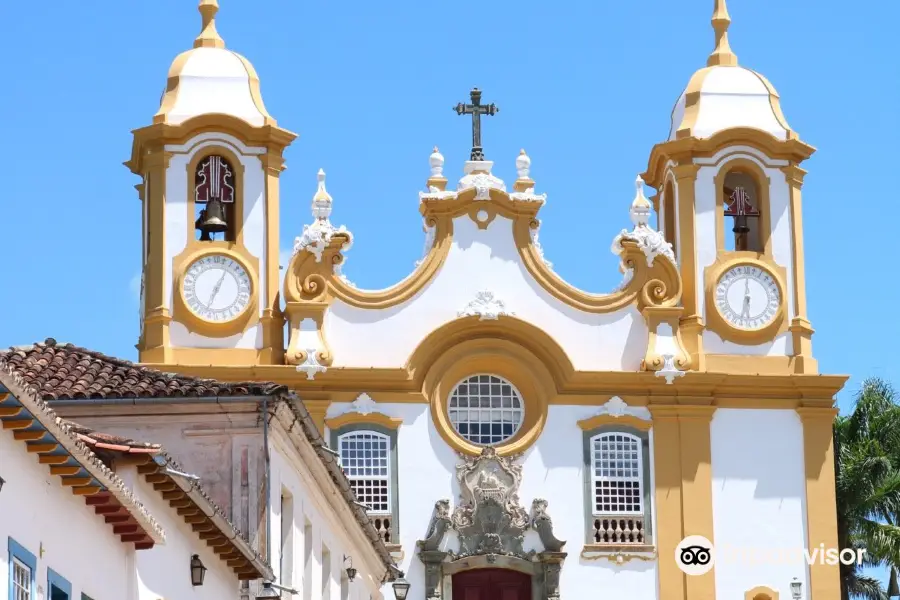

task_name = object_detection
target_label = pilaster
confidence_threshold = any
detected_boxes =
[672,163,704,371]
[797,407,840,600]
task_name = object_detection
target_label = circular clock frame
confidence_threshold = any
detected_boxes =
[704,254,787,346]
[173,247,259,338]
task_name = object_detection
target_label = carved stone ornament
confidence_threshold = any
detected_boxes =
[451,447,533,559]
[458,161,506,201]
[458,291,514,321]
[416,448,567,600]
[655,353,685,385]
[296,348,327,380]
[350,393,377,415]
[611,175,675,268]
[293,219,352,263]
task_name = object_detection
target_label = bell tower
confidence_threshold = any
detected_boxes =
[642,0,816,375]
[126,0,297,366]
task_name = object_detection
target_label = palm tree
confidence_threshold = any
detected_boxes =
[835,378,900,600]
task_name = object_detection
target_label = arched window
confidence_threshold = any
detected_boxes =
[662,178,678,258]
[448,374,524,446]
[722,170,763,253]
[337,430,391,514]
[194,154,237,242]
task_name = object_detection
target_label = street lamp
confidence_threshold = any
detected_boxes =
[190,555,207,586]
[790,578,802,600]
[344,556,357,582]
[392,572,410,600]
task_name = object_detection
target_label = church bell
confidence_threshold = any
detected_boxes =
[197,198,228,237]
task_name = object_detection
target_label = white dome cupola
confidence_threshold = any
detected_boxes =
[668,0,793,141]
[153,0,275,126]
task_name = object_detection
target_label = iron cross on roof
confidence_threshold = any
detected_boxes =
[454,88,498,161]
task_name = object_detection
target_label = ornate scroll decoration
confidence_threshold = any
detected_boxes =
[451,447,534,560]
[415,449,568,600]
[531,499,566,552]
[195,155,235,204]
[457,291,514,321]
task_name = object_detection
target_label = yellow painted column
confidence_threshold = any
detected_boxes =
[651,405,717,600]
[672,164,704,371]
[651,407,686,600]
[139,149,173,364]
[797,407,840,600]
[782,164,817,374]
[259,150,286,365]
[679,406,717,600]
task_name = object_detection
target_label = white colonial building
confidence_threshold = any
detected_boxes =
[4,1,847,599]
[0,340,396,600]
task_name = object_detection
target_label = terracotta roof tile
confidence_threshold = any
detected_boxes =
[0,339,285,401]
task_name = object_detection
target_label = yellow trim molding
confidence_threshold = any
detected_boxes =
[651,405,716,600]
[642,127,814,192]
[703,252,788,346]
[324,412,403,431]
[745,586,779,600]
[171,244,260,338]
[576,413,651,432]
[127,114,296,176]
[798,407,841,600]
[423,336,553,457]
[515,217,682,314]
[580,544,657,563]
[283,215,451,311]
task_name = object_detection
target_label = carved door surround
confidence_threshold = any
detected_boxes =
[416,448,567,600]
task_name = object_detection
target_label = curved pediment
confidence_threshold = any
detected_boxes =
[282,158,688,380]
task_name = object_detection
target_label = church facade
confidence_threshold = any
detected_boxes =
[98,0,847,599]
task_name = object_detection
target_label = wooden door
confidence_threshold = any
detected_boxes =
[452,568,531,600]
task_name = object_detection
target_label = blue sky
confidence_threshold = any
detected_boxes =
[0,0,898,579]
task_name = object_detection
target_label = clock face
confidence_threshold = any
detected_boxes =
[714,265,781,330]
[182,255,252,322]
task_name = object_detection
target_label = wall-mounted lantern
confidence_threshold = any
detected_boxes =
[190,554,207,586]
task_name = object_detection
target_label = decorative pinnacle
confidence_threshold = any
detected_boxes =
[707,0,738,66]
[194,0,225,49]
[311,169,333,220]
[516,149,531,180]
[630,175,651,227]
[429,146,444,177]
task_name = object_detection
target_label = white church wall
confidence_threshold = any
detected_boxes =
[164,132,269,350]
[325,401,659,600]
[0,426,132,600]
[269,430,385,600]
[117,465,240,600]
[326,215,649,371]
[710,408,809,600]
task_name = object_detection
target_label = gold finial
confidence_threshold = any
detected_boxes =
[194,0,225,49]
[707,0,738,67]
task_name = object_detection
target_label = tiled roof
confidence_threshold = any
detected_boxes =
[0,339,285,400]
[70,423,273,581]
[0,365,166,548]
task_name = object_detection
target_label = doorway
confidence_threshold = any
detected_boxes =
[452,568,531,600]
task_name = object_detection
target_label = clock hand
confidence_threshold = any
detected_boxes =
[741,277,751,319]
[207,270,227,308]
